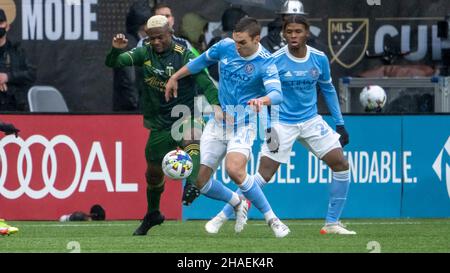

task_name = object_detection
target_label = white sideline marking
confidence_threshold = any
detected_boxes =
[18,220,450,228]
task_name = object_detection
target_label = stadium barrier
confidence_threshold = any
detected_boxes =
[0,114,182,220]
[184,115,450,219]
[0,114,449,220]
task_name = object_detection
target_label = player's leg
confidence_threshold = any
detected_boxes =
[298,115,355,235]
[320,148,355,235]
[194,120,243,209]
[0,219,18,236]
[133,130,173,236]
[206,123,294,234]
[180,117,203,205]
[226,152,289,238]
[205,156,280,234]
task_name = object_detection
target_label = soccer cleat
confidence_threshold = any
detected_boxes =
[234,199,250,233]
[268,218,290,238]
[320,221,356,235]
[132,210,165,236]
[0,219,19,236]
[182,182,201,206]
[205,215,228,234]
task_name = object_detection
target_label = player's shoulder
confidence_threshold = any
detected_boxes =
[172,35,190,48]
[308,45,327,58]
[173,42,187,55]
[258,45,273,60]
[220,37,235,48]
[272,45,288,59]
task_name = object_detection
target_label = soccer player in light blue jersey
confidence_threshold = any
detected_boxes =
[165,17,290,238]
[206,15,356,235]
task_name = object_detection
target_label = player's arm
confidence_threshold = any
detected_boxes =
[248,61,283,112]
[105,33,144,68]
[183,49,220,106]
[317,55,349,146]
[165,40,223,101]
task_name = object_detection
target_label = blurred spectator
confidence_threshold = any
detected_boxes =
[112,0,150,112]
[260,17,283,53]
[180,12,209,53]
[207,7,248,81]
[260,0,307,53]
[0,9,36,111]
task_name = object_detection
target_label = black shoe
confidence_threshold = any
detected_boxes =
[182,183,200,206]
[132,210,165,236]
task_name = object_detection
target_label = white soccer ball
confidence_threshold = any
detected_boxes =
[162,149,193,180]
[360,85,387,111]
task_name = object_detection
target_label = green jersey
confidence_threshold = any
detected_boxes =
[106,42,219,130]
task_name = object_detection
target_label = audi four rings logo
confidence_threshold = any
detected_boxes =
[0,135,138,200]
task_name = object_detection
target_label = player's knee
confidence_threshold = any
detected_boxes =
[259,172,272,183]
[226,165,246,184]
[195,165,213,189]
[331,159,349,172]
[146,168,164,186]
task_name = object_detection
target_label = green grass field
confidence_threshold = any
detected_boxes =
[1,219,449,253]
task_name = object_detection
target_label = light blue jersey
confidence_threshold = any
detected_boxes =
[187,38,282,125]
[273,45,344,125]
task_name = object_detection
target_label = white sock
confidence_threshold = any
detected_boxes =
[264,210,277,223]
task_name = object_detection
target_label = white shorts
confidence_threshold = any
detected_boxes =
[200,119,257,172]
[261,115,342,163]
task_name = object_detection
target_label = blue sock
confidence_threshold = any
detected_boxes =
[222,189,240,219]
[200,178,240,206]
[239,175,272,214]
[221,173,268,219]
[326,170,350,223]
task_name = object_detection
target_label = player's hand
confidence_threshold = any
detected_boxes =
[112,33,128,49]
[265,127,280,153]
[248,96,271,113]
[247,98,264,113]
[0,123,20,137]
[336,125,349,147]
[165,77,178,102]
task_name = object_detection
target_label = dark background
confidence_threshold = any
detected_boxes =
[4,0,450,112]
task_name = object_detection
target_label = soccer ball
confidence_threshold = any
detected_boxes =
[162,149,193,180]
[359,85,387,111]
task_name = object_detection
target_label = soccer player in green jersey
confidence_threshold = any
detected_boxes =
[106,15,221,236]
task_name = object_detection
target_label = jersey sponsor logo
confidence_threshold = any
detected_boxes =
[328,18,369,68]
[432,136,450,198]
[221,68,251,82]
